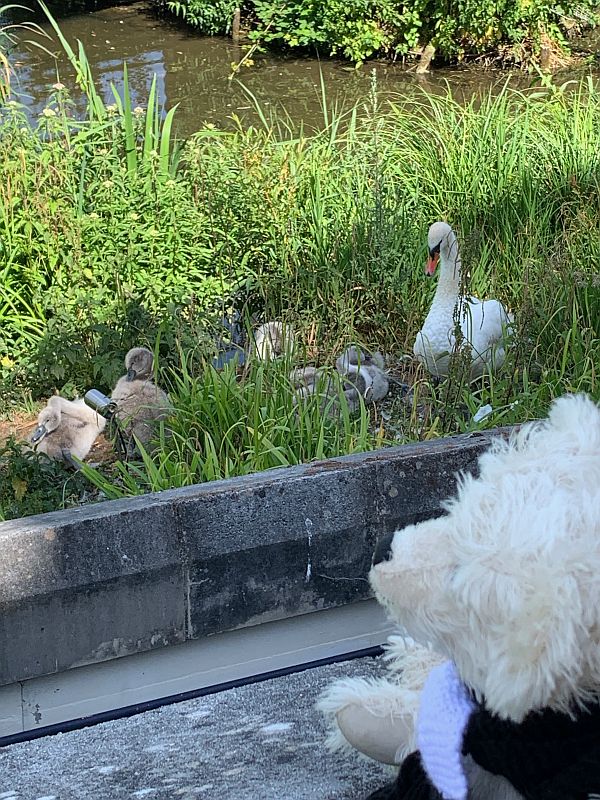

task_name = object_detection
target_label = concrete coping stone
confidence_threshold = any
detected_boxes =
[0,428,511,686]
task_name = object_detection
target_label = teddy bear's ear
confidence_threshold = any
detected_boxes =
[454,547,594,722]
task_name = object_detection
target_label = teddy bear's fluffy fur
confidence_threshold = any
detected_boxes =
[319,393,600,798]
[319,637,444,763]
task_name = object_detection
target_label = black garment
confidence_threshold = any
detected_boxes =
[365,753,442,800]
[463,700,600,800]
[364,701,600,800]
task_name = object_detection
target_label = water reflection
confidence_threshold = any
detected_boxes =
[6,1,595,136]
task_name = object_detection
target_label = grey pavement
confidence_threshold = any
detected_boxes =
[0,656,394,800]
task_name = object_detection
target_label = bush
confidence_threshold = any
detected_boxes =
[163,0,599,64]
[166,0,238,35]
[0,437,92,520]
[251,0,407,62]
[0,95,245,400]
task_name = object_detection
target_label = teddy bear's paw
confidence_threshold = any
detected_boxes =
[464,756,525,800]
[317,677,420,764]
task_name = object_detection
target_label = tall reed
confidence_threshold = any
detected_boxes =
[78,355,377,499]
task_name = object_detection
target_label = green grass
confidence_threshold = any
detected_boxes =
[0,351,383,519]
[78,355,378,501]
[2,16,600,517]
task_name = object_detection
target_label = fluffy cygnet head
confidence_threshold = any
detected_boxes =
[426,221,454,276]
[125,347,154,381]
[30,399,61,443]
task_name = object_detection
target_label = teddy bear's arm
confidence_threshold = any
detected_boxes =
[317,676,420,764]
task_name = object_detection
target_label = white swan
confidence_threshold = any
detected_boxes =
[111,347,172,453]
[30,396,106,465]
[413,222,512,379]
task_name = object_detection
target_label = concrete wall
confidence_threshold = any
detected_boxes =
[0,431,503,687]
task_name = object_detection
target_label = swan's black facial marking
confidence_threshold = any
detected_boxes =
[429,241,442,259]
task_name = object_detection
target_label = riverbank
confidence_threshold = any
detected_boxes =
[7,1,538,137]
[8,0,600,138]
[2,13,600,519]
[162,0,600,67]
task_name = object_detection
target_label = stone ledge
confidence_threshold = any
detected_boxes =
[0,429,508,686]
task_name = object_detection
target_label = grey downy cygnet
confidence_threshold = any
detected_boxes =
[289,366,322,400]
[335,346,389,403]
[289,366,361,415]
[30,395,107,467]
[111,347,172,454]
[253,322,296,360]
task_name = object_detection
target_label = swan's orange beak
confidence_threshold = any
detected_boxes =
[425,251,439,276]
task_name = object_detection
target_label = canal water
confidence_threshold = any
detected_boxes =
[5,2,598,136]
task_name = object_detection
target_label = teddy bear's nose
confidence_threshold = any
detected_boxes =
[372,532,395,566]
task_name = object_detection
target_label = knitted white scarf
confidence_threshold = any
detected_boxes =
[416,661,475,800]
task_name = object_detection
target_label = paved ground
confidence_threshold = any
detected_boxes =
[0,656,394,800]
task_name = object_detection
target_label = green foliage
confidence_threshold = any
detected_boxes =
[0,96,240,399]
[4,74,600,408]
[428,0,590,61]
[0,5,234,401]
[251,0,402,62]
[167,0,600,64]
[5,12,600,518]
[165,0,569,63]
[0,437,91,520]
[165,0,238,35]
[79,355,379,498]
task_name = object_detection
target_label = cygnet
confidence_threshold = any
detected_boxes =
[290,366,322,400]
[335,345,389,402]
[111,347,172,454]
[253,322,296,360]
[289,366,361,415]
[30,395,106,466]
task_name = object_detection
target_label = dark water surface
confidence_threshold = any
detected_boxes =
[6,2,598,136]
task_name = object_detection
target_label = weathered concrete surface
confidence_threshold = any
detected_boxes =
[0,431,505,686]
[9,600,393,736]
[0,656,392,800]
[0,503,186,683]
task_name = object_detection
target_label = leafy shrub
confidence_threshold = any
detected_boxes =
[0,437,92,520]
[429,0,594,61]
[251,0,402,62]
[0,99,246,399]
[165,0,238,35]
[166,0,599,64]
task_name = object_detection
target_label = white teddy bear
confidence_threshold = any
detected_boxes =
[319,393,600,800]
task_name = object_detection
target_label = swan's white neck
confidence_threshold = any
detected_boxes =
[434,231,462,301]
